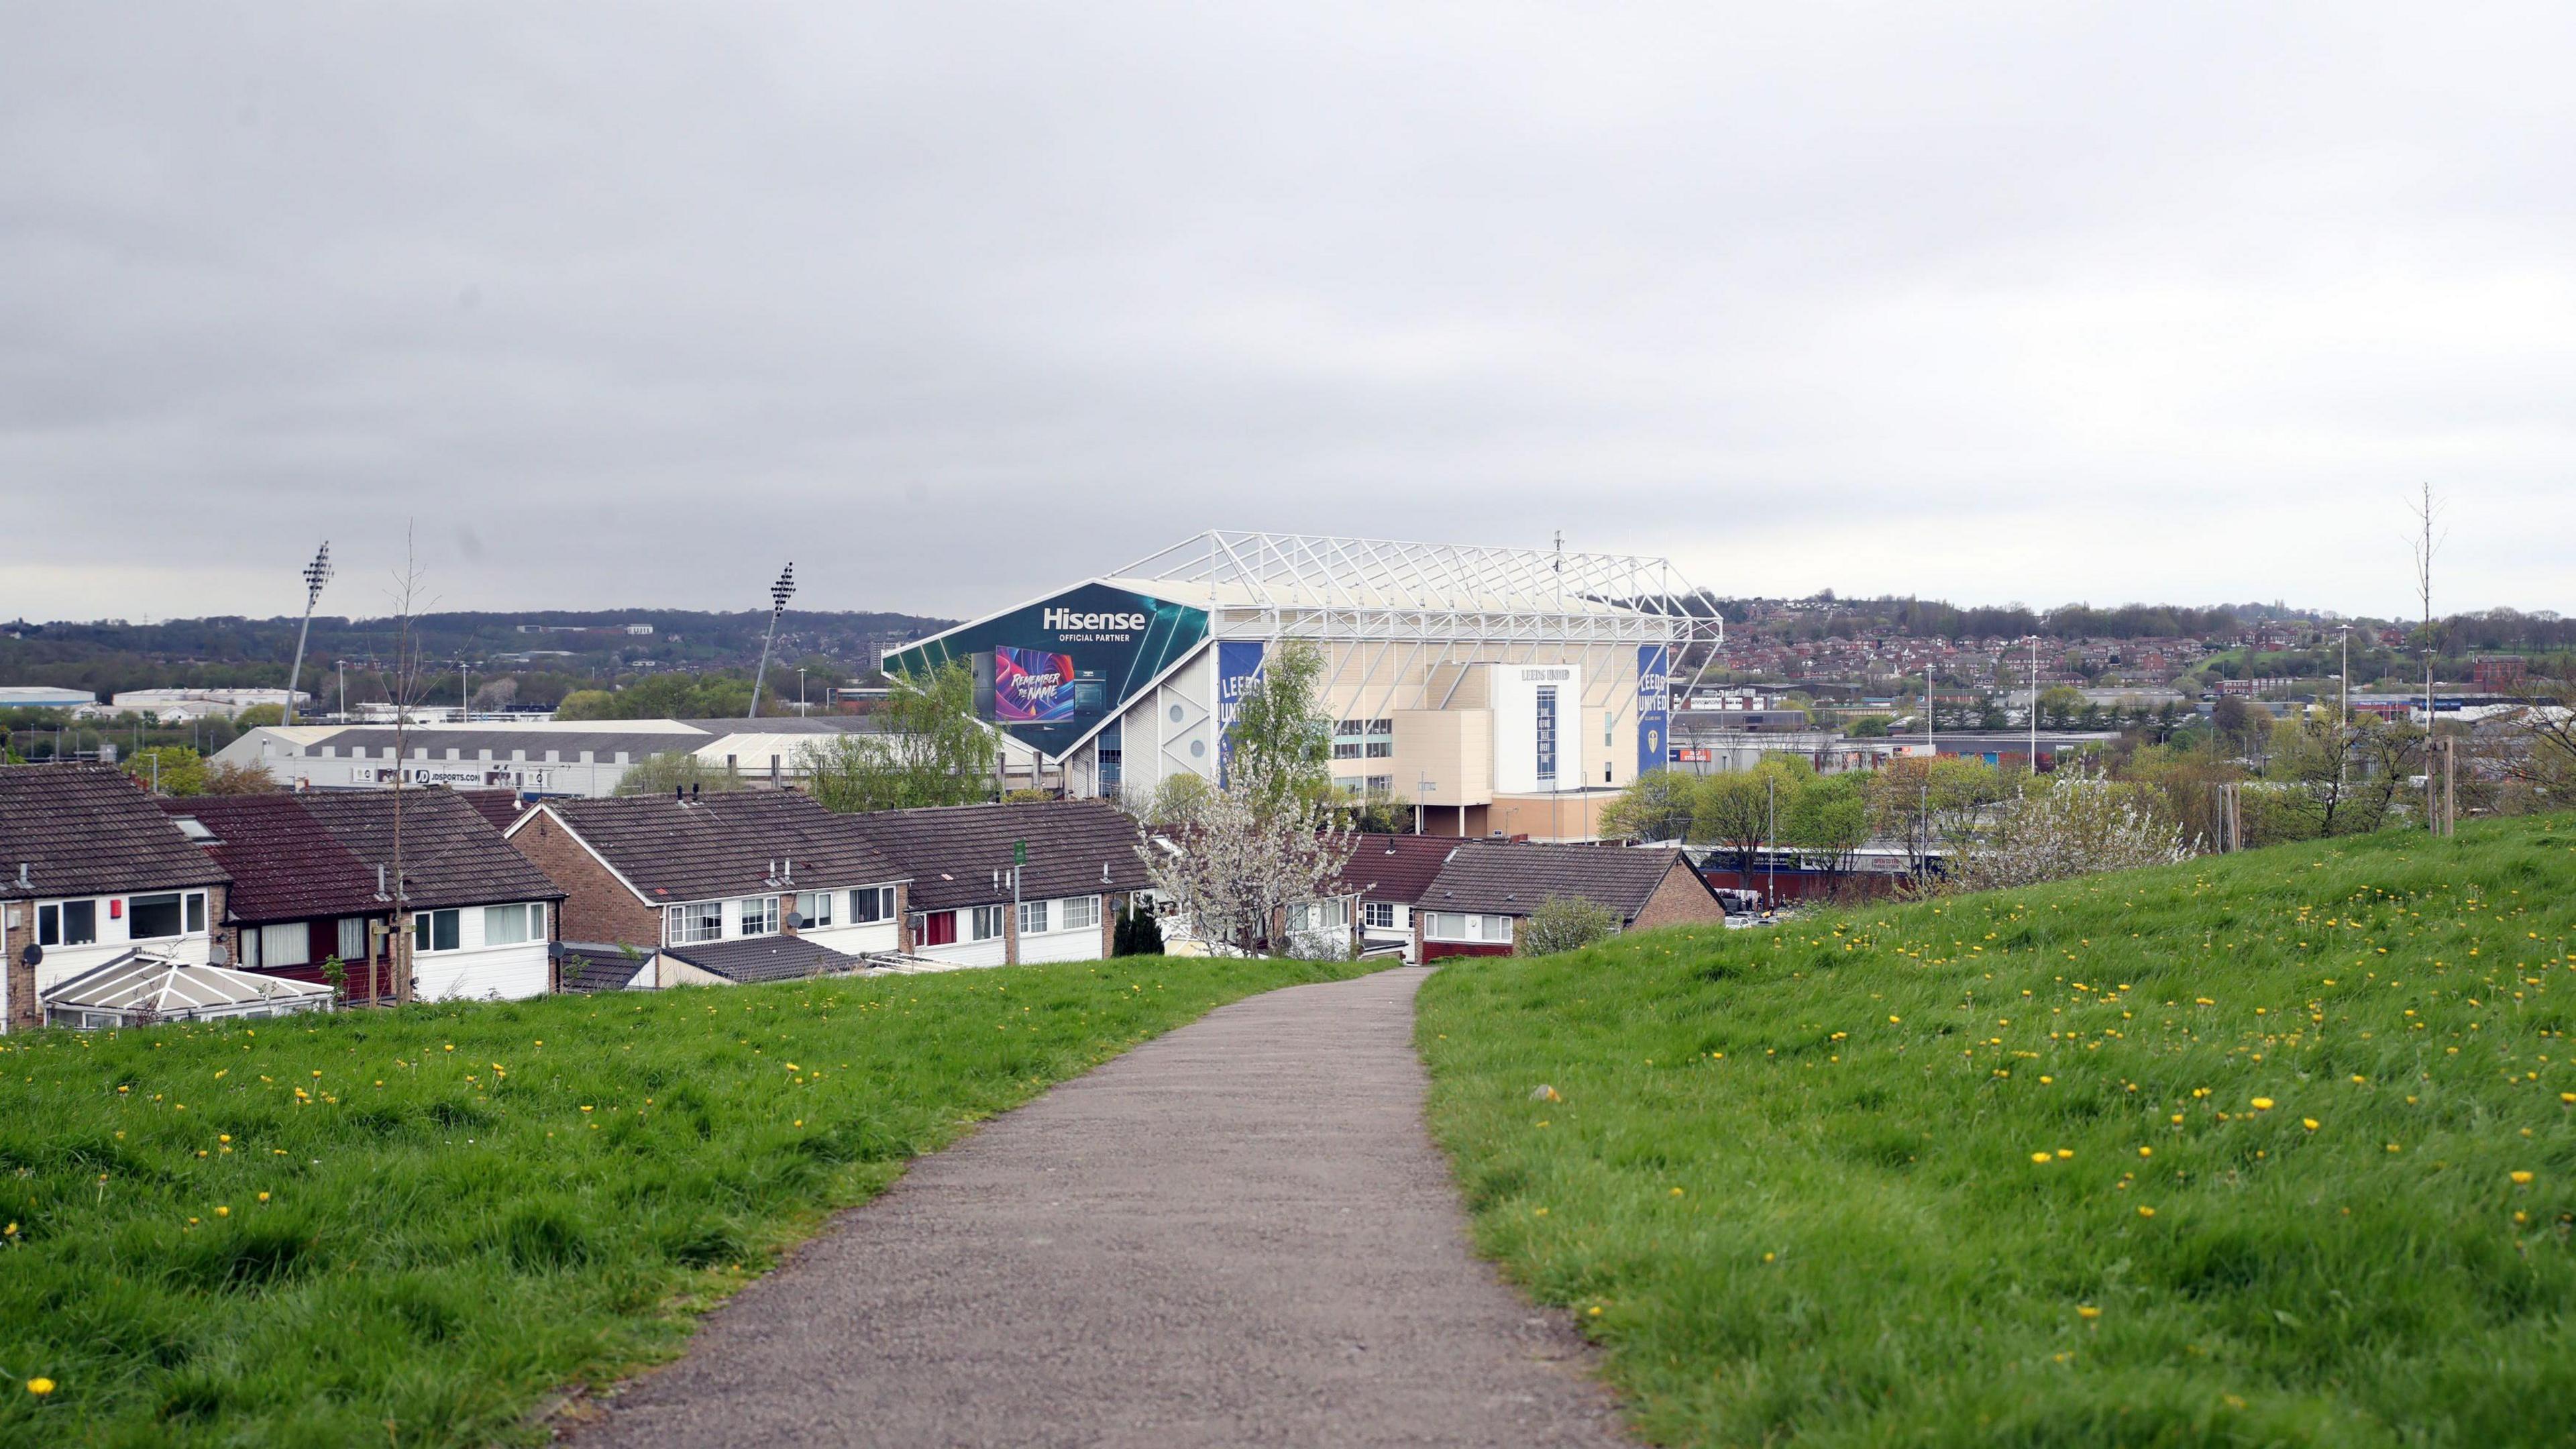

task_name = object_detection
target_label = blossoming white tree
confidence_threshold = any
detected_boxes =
[1947,764,2195,893]
[1138,639,1354,956]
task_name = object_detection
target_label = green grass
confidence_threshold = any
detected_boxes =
[0,955,1365,1448]
[1421,815,2576,1448]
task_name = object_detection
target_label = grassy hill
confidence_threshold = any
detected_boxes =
[1421,816,2576,1448]
[0,956,1362,1448]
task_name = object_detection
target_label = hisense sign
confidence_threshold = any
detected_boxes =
[1042,607,1148,633]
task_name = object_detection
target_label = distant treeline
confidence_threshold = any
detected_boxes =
[0,608,951,699]
[1702,594,2576,650]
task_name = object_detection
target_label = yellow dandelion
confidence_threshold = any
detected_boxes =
[2510,1171,2534,1186]
[256,1192,270,1203]
[2033,1151,2053,1164]
[2138,1146,2153,1158]
[2077,1305,2101,1320]
[2137,1206,2155,1217]
[25,1378,52,1396]
[2302,1118,2320,1132]
[2057,1148,2074,1159]
[1669,1187,1684,1197]
[2251,1097,2275,1111]
[214,1205,228,1218]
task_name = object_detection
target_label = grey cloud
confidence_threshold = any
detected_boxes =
[2,2,2570,623]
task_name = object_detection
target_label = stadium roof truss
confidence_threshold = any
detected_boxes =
[1112,531,1725,652]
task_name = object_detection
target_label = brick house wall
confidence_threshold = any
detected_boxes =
[1627,861,1729,934]
[506,812,662,949]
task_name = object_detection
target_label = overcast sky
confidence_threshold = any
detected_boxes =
[4,3,2571,625]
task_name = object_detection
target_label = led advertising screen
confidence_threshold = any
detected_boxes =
[992,645,1077,722]
[881,582,1211,757]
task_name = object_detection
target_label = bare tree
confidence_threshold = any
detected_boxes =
[380,529,435,1008]
[2408,482,2445,833]
[1945,763,2194,893]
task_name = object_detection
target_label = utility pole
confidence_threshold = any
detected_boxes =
[2338,625,2352,785]
[2411,483,2441,833]
[2027,636,2039,777]
[282,542,332,727]
[749,562,796,720]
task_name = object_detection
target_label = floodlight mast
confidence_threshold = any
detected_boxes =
[281,542,333,727]
[748,563,796,720]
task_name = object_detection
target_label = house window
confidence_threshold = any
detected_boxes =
[1061,895,1100,931]
[1423,912,1512,943]
[672,902,722,945]
[484,902,543,946]
[39,900,99,947]
[970,905,1006,941]
[1017,899,1050,936]
[796,891,835,928]
[246,922,311,969]
[914,910,957,947]
[337,917,367,961]
[1364,900,1397,930]
[413,910,460,953]
[851,885,896,923]
[186,892,207,934]
[129,893,184,940]
[737,896,779,936]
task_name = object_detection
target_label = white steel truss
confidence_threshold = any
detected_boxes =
[1113,531,1725,654]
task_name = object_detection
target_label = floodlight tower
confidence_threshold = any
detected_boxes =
[282,542,333,727]
[748,562,796,719]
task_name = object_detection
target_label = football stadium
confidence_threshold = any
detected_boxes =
[884,532,1721,840]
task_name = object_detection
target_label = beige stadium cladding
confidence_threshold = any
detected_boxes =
[1309,641,1649,808]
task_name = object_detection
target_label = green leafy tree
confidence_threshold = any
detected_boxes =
[1112,901,1165,956]
[1224,639,1332,817]
[553,689,616,721]
[233,704,285,729]
[1780,771,1868,870]
[614,751,747,797]
[123,746,209,796]
[1602,769,1697,842]
[799,660,997,812]
[1845,714,1892,738]
[1517,894,1620,957]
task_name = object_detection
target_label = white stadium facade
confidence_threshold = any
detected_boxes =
[885,532,1721,841]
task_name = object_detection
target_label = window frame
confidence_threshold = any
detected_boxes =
[129,892,185,941]
[737,896,779,937]
[970,904,1006,941]
[851,885,896,924]
[413,909,461,954]
[672,901,722,945]
[1061,895,1100,932]
[1016,899,1050,937]
[60,900,96,946]
[796,890,835,930]
[1363,900,1397,930]
[337,916,367,962]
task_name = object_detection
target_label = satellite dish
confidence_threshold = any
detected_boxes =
[18,943,39,967]
[207,944,230,967]
[784,911,804,930]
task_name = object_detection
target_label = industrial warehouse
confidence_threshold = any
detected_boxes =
[884,531,1725,839]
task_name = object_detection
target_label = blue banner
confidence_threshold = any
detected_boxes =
[1637,644,1670,775]
[1214,641,1267,786]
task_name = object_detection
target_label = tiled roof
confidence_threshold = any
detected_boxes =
[158,794,384,924]
[451,789,529,833]
[1419,842,1701,922]
[845,800,1150,912]
[555,941,652,994]
[533,791,904,904]
[662,934,867,984]
[1332,833,1462,907]
[0,765,231,900]
[292,790,565,910]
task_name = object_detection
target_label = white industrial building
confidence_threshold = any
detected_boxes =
[886,533,1721,841]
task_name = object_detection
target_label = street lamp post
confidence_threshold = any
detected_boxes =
[282,542,333,727]
[748,563,796,720]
